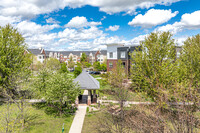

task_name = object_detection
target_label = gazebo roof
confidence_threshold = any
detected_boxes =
[73,70,100,90]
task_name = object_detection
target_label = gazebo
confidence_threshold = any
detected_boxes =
[74,70,100,105]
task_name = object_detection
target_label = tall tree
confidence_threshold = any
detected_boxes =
[171,35,200,132]
[74,64,82,78]
[0,24,32,132]
[34,70,80,116]
[130,32,177,102]
[100,63,107,71]
[59,63,68,73]
[46,58,61,71]
[80,52,87,62]
[93,61,101,71]
[0,24,31,96]
[68,56,75,69]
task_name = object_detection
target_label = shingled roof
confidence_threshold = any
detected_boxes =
[45,50,107,56]
[73,70,100,90]
[27,49,42,55]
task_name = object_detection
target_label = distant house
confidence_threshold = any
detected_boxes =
[27,48,107,69]
[27,48,46,64]
[47,50,107,65]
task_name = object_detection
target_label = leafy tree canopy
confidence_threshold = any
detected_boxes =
[46,58,61,71]
[130,32,177,101]
[0,24,31,94]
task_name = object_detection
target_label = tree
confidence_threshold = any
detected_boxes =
[74,65,82,78]
[85,62,92,68]
[130,32,177,102]
[59,63,68,73]
[100,63,107,71]
[170,35,200,132]
[93,61,101,71]
[0,24,32,132]
[46,58,61,71]
[97,60,130,133]
[34,70,80,116]
[130,32,200,132]
[68,56,75,69]
[80,52,87,62]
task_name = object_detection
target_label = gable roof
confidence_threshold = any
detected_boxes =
[27,49,42,55]
[45,50,107,56]
[73,70,100,90]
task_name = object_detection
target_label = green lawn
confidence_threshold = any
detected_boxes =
[82,112,101,133]
[0,103,74,133]
[96,78,152,102]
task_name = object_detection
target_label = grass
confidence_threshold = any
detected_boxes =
[95,76,152,102]
[82,112,101,133]
[0,103,74,133]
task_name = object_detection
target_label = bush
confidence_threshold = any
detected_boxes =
[74,66,82,78]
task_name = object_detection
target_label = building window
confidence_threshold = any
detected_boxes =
[109,62,113,68]
[101,59,103,61]
[122,62,126,68]
[109,52,113,58]
[120,51,125,58]
[39,56,41,59]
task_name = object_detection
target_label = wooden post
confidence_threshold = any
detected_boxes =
[93,90,97,103]
[88,90,91,105]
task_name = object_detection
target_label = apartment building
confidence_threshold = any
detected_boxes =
[107,44,182,75]
[28,48,107,66]
[106,44,139,75]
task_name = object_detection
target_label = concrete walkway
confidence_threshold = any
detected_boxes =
[69,90,88,133]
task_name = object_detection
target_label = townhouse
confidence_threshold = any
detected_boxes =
[106,43,139,75]
[28,48,107,66]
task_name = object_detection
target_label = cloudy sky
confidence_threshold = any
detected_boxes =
[1,0,200,51]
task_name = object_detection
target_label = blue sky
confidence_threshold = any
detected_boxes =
[0,0,200,51]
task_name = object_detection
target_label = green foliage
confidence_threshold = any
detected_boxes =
[46,58,61,71]
[131,32,177,101]
[100,63,107,71]
[85,62,92,68]
[81,52,87,62]
[176,34,200,102]
[34,70,80,115]
[74,65,82,78]
[108,60,127,88]
[59,63,68,73]
[0,24,31,94]
[68,56,75,69]
[93,61,101,71]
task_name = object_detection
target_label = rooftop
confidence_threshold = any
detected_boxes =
[73,70,100,90]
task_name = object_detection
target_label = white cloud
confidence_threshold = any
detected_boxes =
[16,21,59,37]
[85,0,180,15]
[0,0,181,19]
[0,15,21,27]
[156,10,200,34]
[128,35,147,45]
[13,21,59,49]
[58,26,104,41]
[46,17,60,24]
[128,9,178,28]
[175,37,188,46]
[106,25,120,31]
[65,16,101,28]
[101,16,106,21]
